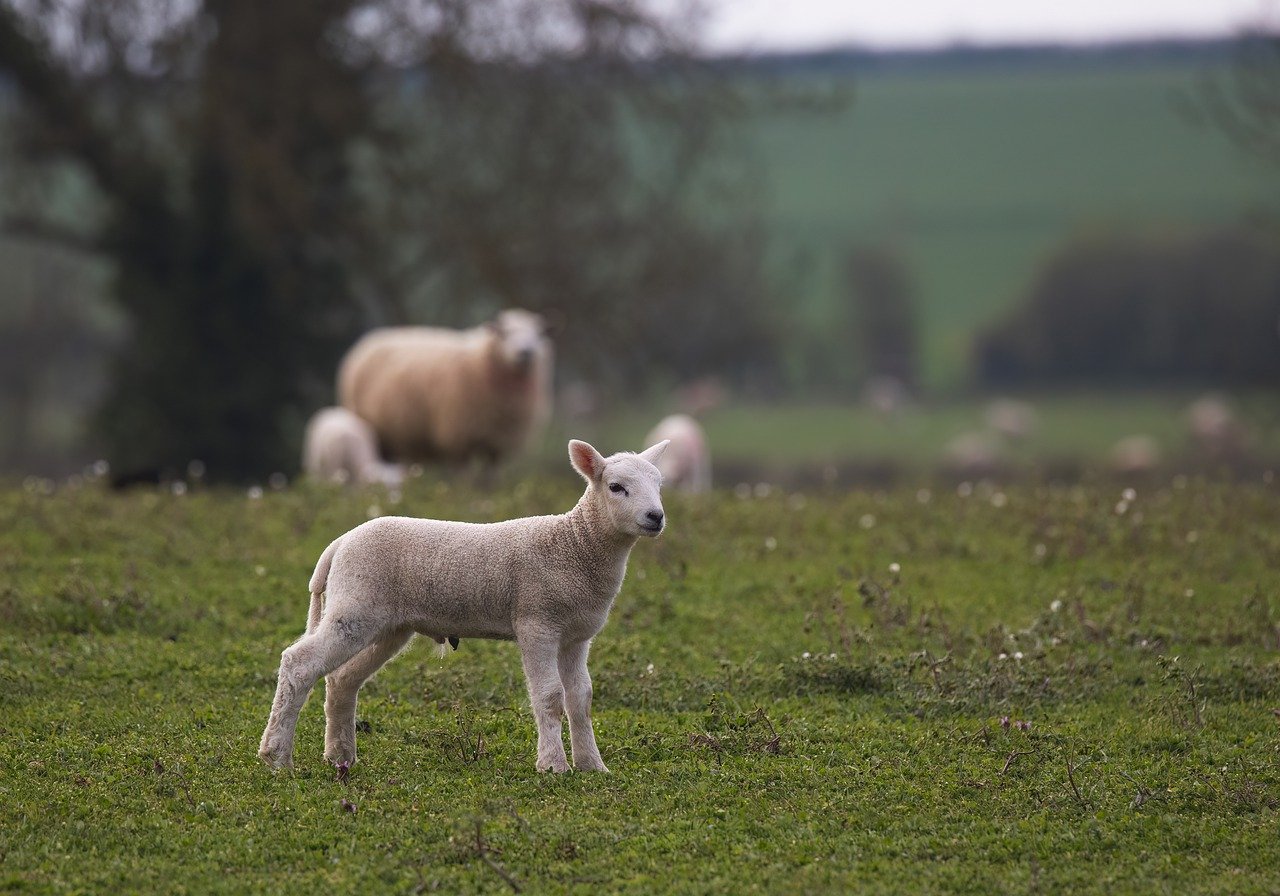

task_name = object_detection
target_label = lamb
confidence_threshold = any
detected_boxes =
[258,438,669,774]
[301,407,404,487]
[337,309,553,465]
[642,414,711,493]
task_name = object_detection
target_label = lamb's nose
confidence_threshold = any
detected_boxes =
[646,510,664,527]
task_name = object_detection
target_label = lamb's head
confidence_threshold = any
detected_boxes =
[569,439,669,538]
[487,309,550,375]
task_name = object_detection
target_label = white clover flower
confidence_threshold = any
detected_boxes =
[764,536,778,551]
[1013,651,1024,661]
[1034,543,1048,560]
[171,481,188,496]
[1050,598,1063,613]
[889,562,900,574]
[990,492,1007,508]
[1121,487,1136,501]
[859,513,876,529]
[247,486,264,500]
[957,481,973,497]
[916,488,932,504]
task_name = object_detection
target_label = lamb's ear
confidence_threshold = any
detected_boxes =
[568,439,606,482]
[638,440,670,466]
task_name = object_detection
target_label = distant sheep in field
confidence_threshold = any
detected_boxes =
[1110,435,1161,475]
[302,407,403,487]
[643,414,711,493]
[338,309,553,465]
[984,398,1037,443]
[942,431,1002,477]
[1186,394,1247,459]
[258,438,670,774]
[862,375,909,417]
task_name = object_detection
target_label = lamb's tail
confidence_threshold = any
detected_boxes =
[306,536,343,634]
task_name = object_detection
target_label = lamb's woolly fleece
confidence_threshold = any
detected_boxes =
[643,413,711,493]
[301,406,402,487]
[260,438,669,774]
[337,309,553,463]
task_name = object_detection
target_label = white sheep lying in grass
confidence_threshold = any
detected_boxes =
[643,414,711,493]
[259,438,669,773]
[302,407,403,487]
[337,309,553,465]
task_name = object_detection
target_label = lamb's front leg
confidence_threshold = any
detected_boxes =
[517,631,569,773]
[558,638,607,772]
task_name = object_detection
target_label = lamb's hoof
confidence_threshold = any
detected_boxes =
[575,760,610,773]
[537,758,571,774]
[258,747,293,770]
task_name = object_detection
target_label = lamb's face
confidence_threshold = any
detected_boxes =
[601,454,666,538]
[569,439,670,539]
[489,309,550,374]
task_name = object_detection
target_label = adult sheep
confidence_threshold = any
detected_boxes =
[643,414,711,493]
[338,309,553,464]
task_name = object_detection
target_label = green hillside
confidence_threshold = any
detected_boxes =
[734,46,1280,389]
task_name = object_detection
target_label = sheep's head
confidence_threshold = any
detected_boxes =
[569,439,669,538]
[487,309,551,375]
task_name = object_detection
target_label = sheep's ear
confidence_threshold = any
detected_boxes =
[638,440,670,466]
[569,439,606,482]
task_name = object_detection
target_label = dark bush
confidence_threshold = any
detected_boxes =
[975,227,1280,387]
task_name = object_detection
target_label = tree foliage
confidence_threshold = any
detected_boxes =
[975,228,1280,388]
[0,0,777,481]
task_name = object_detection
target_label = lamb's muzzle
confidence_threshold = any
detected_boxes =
[258,437,670,774]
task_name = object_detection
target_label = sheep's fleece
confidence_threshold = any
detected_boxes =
[336,309,552,463]
[259,438,670,774]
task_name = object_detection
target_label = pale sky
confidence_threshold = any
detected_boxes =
[703,0,1276,52]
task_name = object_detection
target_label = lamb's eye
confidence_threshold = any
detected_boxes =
[609,483,626,495]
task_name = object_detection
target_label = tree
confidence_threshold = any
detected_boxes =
[0,0,778,481]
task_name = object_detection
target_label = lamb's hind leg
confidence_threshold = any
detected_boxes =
[323,628,414,768]
[258,619,373,769]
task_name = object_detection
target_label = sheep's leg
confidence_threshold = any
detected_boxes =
[323,628,415,768]
[517,632,569,773]
[258,622,372,769]
[558,639,607,772]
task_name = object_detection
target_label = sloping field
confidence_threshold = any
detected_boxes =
[738,46,1280,387]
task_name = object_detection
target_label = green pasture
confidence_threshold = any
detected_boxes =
[2,470,1278,893]
[739,54,1280,388]
[542,391,1280,483]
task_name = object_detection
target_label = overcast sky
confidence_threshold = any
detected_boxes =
[702,0,1276,52]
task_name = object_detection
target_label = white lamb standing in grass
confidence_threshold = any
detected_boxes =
[259,438,669,774]
[302,407,404,487]
[337,309,553,465]
[643,414,711,493]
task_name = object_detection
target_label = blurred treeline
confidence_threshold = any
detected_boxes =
[0,0,780,481]
[1,3,1278,481]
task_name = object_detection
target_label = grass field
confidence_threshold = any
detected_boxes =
[540,391,1280,484]
[3,469,1279,892]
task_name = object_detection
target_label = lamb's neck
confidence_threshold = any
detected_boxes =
[560,495,637,569]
